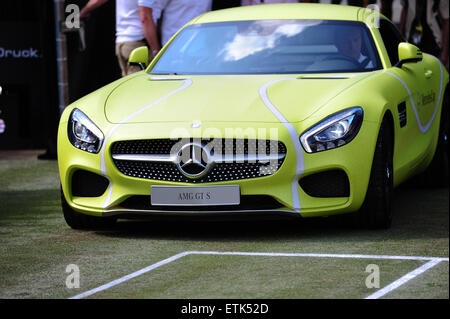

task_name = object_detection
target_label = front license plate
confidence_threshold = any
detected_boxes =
[151,185,240,206]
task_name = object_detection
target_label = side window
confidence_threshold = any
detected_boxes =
[378,19,405,66]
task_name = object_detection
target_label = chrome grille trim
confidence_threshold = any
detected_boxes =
[111,153,285,163]
[112,154,176,162]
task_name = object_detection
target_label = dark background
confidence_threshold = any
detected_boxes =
[0,0,119,150]
[65,0,120,100]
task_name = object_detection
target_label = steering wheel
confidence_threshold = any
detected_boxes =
[328,54,362,69]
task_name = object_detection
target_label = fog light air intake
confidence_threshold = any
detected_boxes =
[71,170,109,197]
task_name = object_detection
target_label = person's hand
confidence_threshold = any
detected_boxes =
[151,49,160,59]
[79,9,90,20]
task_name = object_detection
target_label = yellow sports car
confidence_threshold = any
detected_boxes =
[58,4,449,230]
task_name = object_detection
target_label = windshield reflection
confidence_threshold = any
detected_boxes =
[221,21,312,61]
[151,20,382,75]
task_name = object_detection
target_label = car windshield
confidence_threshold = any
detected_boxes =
[150,20,382,75]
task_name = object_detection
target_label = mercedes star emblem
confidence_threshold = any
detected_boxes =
[176,143,212,179]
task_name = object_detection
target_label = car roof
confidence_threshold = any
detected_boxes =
[193,3,365,24]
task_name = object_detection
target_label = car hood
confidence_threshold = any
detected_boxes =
[104,73,372,124]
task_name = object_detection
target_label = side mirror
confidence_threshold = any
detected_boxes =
[395,42,423,68]
[129,46,149,70]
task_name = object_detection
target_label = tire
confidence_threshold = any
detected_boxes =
[355,119,394,229]
[423,92,449,187]
[61,187,116,230]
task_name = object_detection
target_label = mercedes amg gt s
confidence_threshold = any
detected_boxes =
[58,4,449,230]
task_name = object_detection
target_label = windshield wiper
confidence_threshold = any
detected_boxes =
[151,72,180,75]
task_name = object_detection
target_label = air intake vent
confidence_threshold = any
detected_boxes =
[71,170,109,197]
[120,195,284,211]
[299,170,350,198]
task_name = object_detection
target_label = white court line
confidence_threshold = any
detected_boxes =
[69,251,449,299]
[365,259,443,299]
[187,251,449,262]
[69,251,190,299]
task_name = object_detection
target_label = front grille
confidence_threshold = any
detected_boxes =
[111,139,181,155]
[111,139,285,156]
[111,139,287,183]
[299,170,350,198]
[120,195,284,211]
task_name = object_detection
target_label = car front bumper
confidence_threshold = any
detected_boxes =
[58,119,380,218]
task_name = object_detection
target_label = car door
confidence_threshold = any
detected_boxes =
[417,54,443,135]
[377,18,435,175]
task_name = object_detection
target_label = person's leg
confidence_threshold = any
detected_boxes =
[118,40,147,76]
[115,42,128,77]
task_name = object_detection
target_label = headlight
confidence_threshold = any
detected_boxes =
[300,107,363,153]
[68,109,104,153]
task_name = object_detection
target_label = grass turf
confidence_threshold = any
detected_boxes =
[0,157,448,299]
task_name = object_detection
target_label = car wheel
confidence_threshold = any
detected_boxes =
[423,92,449,187]
[61,187,116,230]
[356,118,393,229]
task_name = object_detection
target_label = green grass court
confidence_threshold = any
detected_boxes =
[0,155,448,299]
